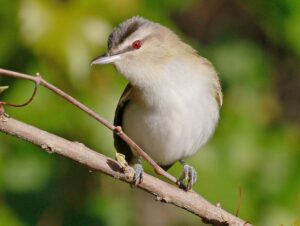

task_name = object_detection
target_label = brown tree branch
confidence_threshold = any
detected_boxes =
[0,68,176,183]
[0,115,250,226]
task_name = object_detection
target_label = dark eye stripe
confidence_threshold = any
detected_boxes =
[118,22,141,45]
[108,20,145,49]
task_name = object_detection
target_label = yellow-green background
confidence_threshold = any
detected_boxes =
[0,0,300,225]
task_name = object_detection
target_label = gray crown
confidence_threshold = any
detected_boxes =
[107,16,148,50]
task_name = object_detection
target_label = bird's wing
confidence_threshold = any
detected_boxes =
[214,85,223,108]
[201,57,223,108]
[113,83,134,163]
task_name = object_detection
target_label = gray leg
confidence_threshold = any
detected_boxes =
[178,160,197,190]
[133,157,144,185]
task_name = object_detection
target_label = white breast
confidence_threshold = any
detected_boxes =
[122,59,220,165]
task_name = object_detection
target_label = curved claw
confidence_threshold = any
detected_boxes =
[133,163,143,185]
[178,163,197,191]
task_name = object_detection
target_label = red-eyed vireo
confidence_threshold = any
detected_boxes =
[92,16,222,190]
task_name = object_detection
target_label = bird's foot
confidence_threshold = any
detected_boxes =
[133,160,143,185]
[178,160,197,191]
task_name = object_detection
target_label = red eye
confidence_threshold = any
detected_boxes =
[132,40,141,49]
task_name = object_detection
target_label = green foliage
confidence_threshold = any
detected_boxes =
[0,0,299,225]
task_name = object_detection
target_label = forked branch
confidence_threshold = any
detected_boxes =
[0,115,250,226]
[0,68,176,183]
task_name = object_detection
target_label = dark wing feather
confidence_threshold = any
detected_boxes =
[113,84,133,163]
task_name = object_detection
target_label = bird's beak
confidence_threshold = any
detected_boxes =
[91,52,122,65]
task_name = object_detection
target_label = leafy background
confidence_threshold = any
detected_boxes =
[0,0,300,225]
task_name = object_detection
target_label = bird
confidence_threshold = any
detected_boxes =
[92,16,222,190]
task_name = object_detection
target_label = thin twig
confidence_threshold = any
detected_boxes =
[235,186,243,217]
[0,115,251,226]
[0,68,177,183]
[0,81,38,107]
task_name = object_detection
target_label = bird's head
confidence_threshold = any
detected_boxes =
[92,16,188,86]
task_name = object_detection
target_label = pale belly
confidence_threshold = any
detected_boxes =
[122,96,219,165]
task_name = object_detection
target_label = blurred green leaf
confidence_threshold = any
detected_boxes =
[0,204,25,226]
